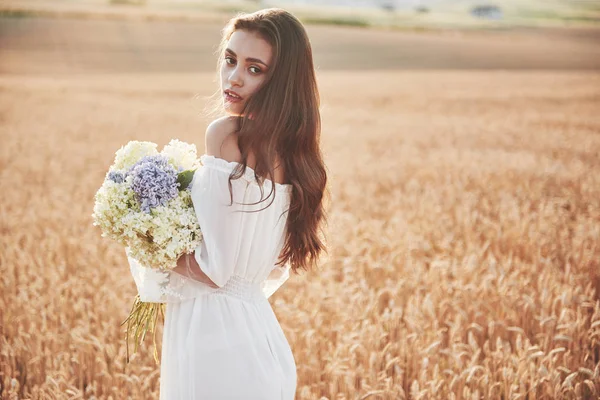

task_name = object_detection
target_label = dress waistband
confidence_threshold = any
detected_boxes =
[213,275,265,302]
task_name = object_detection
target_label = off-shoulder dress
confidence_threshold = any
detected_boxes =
[127,154,296,399]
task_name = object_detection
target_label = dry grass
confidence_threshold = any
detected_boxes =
[1,69,599,399]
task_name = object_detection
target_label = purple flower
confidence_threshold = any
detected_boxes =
[126,155,179,213]
[107,171,125,184]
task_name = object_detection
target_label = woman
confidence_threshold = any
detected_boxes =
[161,8,328,399]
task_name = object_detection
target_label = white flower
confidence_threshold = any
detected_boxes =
[162,139,200,171]
[111,141,159,171]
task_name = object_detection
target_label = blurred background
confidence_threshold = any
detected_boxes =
[1,0,599,399]
[1,0,600,73]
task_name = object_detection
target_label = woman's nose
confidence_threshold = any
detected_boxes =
[228,67,243,87]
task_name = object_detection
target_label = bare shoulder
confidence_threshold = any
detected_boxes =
[204,116,287,184]
[204,116,241,162]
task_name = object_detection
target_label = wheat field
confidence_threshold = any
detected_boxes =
[1,17,600,400]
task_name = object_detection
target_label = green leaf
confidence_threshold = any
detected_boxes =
[177,169,195,190]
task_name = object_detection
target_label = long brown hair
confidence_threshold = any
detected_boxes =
[203,8,329,274]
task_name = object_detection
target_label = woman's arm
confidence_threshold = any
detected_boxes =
[172,252,219,288]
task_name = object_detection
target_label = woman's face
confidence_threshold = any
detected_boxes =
[220,29,273,116]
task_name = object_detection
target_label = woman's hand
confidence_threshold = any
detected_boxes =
[172,252,219,288]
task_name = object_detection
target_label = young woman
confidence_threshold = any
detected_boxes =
[162,8,328,398]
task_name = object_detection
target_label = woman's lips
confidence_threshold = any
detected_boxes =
[224,91,242,103]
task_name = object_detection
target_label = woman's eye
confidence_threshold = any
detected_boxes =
[224,56,260,74]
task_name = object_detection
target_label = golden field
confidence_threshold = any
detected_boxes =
[1,14,600,400]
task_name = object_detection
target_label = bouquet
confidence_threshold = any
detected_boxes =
[92,139,203,363]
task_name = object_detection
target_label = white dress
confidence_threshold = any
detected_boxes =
[126,154,297,399]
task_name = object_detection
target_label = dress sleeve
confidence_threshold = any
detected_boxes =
[261,261,291,299]
[126,246,169,302]
[190,164,246,288]
[126,247,218,304]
